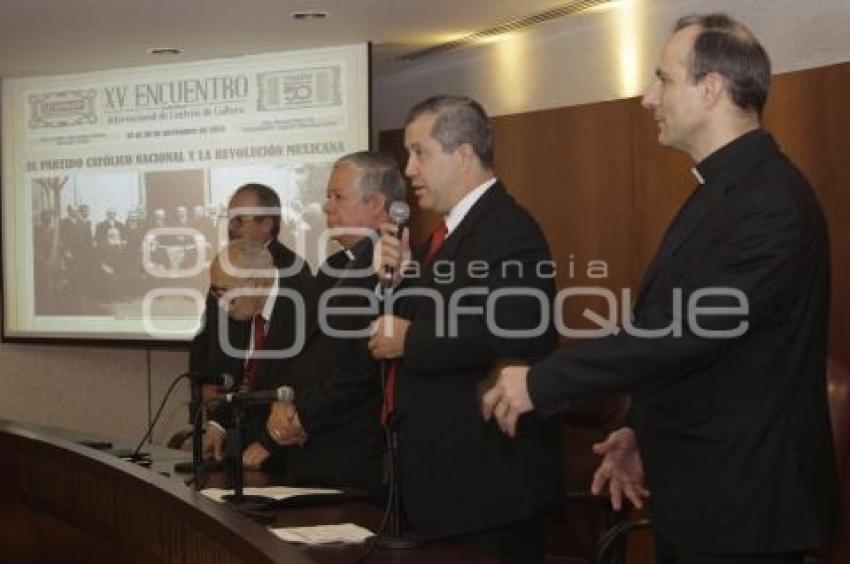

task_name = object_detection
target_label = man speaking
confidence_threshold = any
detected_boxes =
[371,95,561,564]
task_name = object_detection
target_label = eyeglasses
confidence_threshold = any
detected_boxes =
[228,214,258,227]
[210,280,259,300]
[209,284,231,300]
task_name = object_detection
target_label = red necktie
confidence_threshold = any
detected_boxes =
[381,222,448,424]
[243,314,266,389]
[424,221,448,264]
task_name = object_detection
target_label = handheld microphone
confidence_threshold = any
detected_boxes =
[224,385,295,406]
[384,200,411,286]
[389,200,410,227]
[190,372,235,390]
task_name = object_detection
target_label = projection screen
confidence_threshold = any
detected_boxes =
[2,44,369,342]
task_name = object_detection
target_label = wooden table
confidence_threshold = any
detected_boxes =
[0,420,497,564]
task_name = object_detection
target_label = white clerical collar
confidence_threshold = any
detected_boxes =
[444,177,497,235]
[690,167,706,185]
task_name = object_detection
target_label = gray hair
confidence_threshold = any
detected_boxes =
[406,95,494,169]
[334,151,407,210]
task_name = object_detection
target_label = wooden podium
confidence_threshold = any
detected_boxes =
[0,420,497,564]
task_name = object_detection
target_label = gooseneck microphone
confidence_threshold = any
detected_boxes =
[224,385,295,406]
[188,372,234,426]
[190,372,235,389]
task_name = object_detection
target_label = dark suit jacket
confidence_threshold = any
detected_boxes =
[94,219,125,248]
[189,238,314,382]
[189,238,314,435]
[261,237,385,498]
[394,181,563,538]
[199,289,312,437]
[61,219,94,263]
[528,130,840,553]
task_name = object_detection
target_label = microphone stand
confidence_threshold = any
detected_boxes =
[183,375,233,487]
[222,401,275,523]
[373,277,421,550]
[372,394,421,548]
[229,405,246,504]
[189,378,206,490]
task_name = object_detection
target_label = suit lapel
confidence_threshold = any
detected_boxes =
[634,181,725,311]
[305,242,371,343]
[662,183,721,258]
[634,133,780,312]
[218,316,250,379]
[417,182,505,288]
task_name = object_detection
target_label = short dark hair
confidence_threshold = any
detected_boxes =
[406,95,494,168]
[231,183,281,237]
[675,13,771,116]
[335,151,407,210]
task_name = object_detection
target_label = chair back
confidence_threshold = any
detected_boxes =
[827,358,850,475]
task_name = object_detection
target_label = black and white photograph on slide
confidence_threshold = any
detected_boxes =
[209,161,334,272]
[5,44,368,340]
[30,163,334,321]
[32,172,147,316]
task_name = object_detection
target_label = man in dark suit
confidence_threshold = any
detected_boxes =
[370,96,562,563]
[94,208,126,294]
[483,14,839,564]
[94,208,125,249]
[258,151,408,498]
[192,183,313,468]
[61,203,98,304]
[199,239,308,467]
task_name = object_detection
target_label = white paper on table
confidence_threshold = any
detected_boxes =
[270,523,374,544]
[200,485,342,503]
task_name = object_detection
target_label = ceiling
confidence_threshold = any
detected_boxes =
[0,0,581,78]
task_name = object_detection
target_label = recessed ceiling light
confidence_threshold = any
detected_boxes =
[147,47,183,56]
[290,10,329,21]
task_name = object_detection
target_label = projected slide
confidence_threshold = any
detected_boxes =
[3,45,369,341]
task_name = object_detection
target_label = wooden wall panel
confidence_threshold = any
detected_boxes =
[764,63,850,370]
[629,99,693,281]
[764,62,850,564]
[493,99,635,307]
[494,101,634,333]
